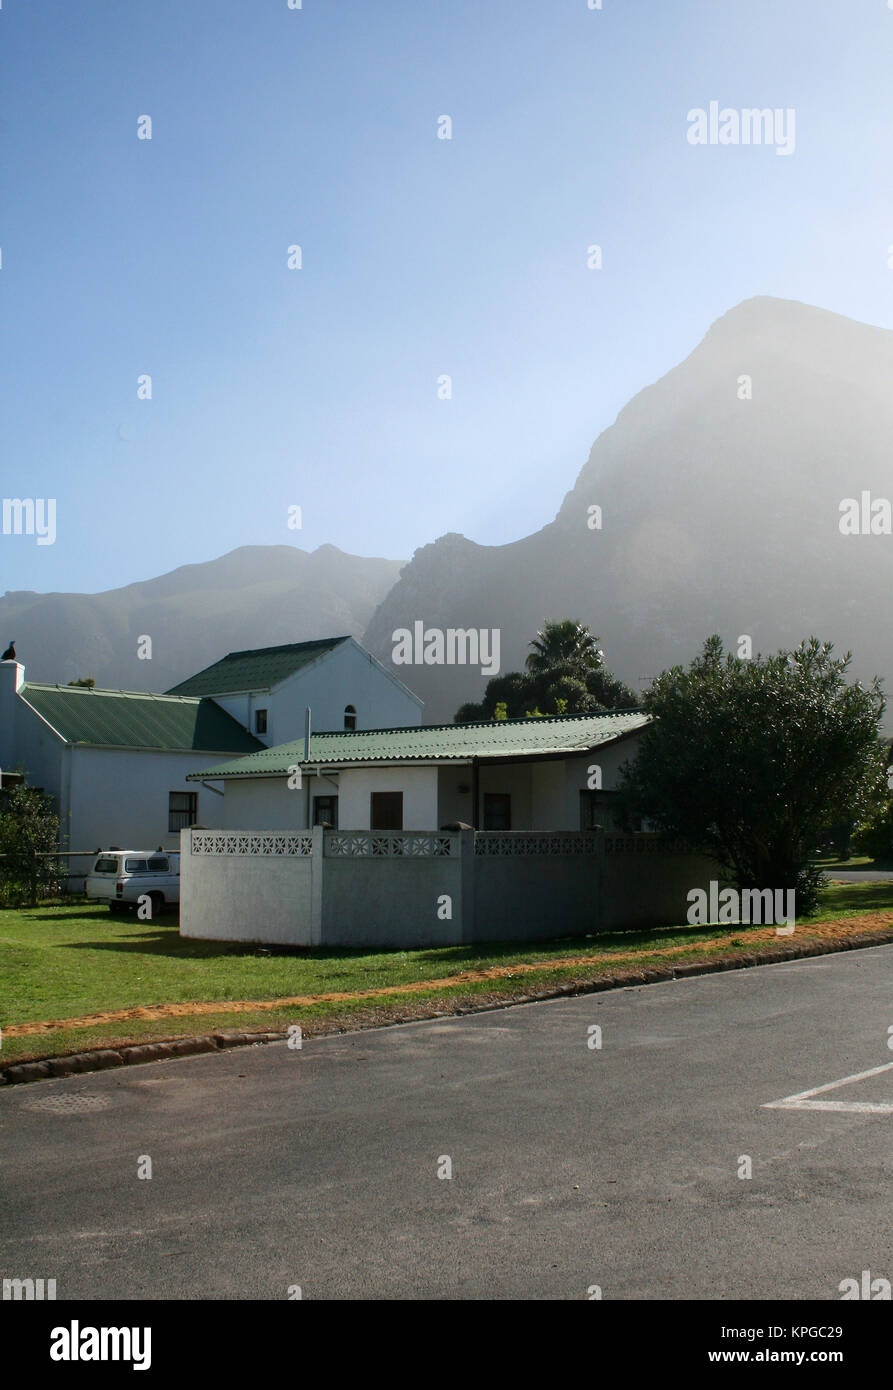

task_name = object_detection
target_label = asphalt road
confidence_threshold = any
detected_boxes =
[3,946,893,1301]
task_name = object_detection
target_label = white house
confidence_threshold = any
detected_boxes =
[179,711,720,949]
[0,636,424,865]
[190,710,651,833]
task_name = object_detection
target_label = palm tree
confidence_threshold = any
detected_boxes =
[525,620,604,680]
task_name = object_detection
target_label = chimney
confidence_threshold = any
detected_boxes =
[0,658,25,693]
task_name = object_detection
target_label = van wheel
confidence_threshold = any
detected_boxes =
[109,902,125,915]
[148,892,165,918]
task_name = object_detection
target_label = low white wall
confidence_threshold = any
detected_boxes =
[472,833,602,940]
[321,832,463,948]
[178,827,724,951]
[601,836,722,931]
[179,830,315,945]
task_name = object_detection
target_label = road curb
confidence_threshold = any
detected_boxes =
[0,1030,285,1086]
[3,928,893,1086]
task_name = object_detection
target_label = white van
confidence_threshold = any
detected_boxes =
[85,850,180,915]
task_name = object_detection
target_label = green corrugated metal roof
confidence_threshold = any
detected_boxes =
[191,711,650,779]
[22,684,264,753]
[166,637,350,696]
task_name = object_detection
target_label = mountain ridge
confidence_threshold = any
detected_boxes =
[364,295,893,719]
[0,544,406,694]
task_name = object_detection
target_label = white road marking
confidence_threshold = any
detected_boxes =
[764,1060,893,1114]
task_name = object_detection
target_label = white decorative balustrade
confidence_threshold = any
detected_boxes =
[324,832,456,858]
[474,832,601,856]
[190,832,313,856]
[604,835,689,854]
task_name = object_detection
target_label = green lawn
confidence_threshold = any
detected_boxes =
[2,879,892,1067]
[812,852,893,872]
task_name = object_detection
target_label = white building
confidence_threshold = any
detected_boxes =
[0,636,424,864]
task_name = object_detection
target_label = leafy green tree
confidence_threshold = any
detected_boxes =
[455,620,635,722]
[67,677,95,688]
[852,805,893,862]
[0,786,62,906]
[618,636,885,913]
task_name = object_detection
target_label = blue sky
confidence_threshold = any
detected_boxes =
[3,0,893,593]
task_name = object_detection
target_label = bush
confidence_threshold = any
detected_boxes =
[0,786,62,906]
[619,635,886,916]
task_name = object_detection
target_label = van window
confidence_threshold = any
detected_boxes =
[94,858,119,874]
[147,857,170,872]
[124,858,149,873]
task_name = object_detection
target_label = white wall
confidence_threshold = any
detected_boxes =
[180,831,316,946]
[530,760,566,829]
[67,746,245,852]
[212,692,252,734]
[338,765,438,830]
[217,773,341,830]
[477,762,533,829]
[436,764,475,826]
[217,766,439,833]
[561,734,644,825]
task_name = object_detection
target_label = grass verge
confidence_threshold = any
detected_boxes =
[3,880,893,1067]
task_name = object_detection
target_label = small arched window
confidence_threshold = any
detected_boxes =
[344,704,357,731]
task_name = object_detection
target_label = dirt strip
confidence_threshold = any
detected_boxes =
[6,912,893,1039]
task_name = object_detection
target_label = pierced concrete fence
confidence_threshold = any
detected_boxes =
[179,827,719,949]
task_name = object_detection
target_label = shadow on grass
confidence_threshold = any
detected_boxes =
[8,907,112,921]
[816,882,893,913]
[54,922,758,967]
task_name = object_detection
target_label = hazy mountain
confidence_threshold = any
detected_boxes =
[0,545,405,693]
[364,296,893,722]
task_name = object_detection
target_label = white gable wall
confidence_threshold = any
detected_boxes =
[274,641,422,745]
